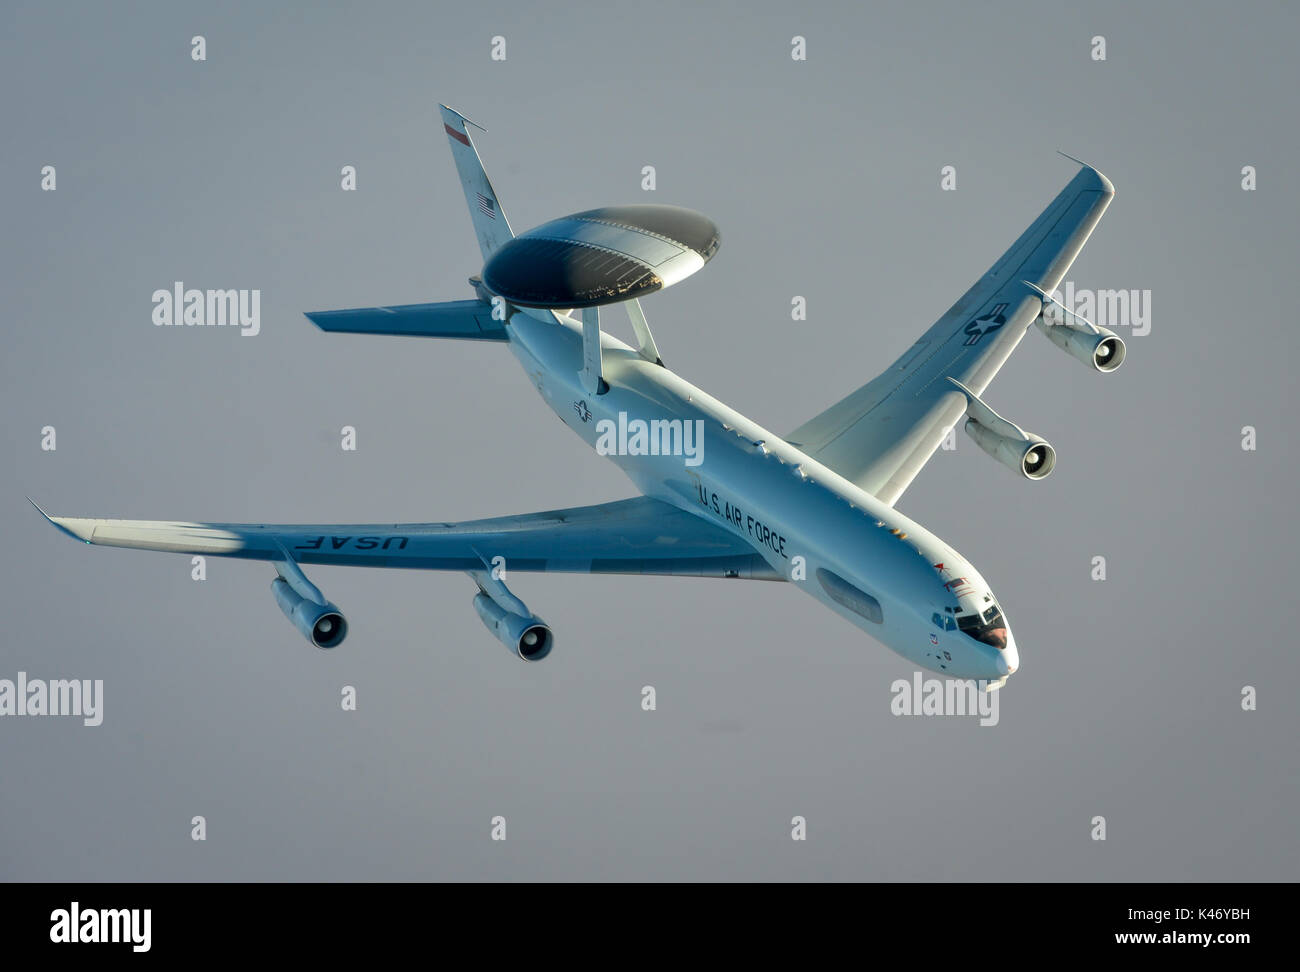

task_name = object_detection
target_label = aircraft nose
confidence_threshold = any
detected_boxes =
[1000,632,1019,676]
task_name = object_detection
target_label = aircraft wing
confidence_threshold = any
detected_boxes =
[33,496,779,579]
[785,162,1114,506]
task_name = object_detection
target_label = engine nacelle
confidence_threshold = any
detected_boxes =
[271,577,348,648]
[472,592,553,661]
[964,418,1057,480]
[1032,289,1126,372]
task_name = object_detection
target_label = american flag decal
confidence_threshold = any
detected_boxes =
[476,192,496,219]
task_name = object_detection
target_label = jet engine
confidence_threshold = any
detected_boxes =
[948,376,1057,481]
[1036,316,1125,372]
[963,419,1057,480]
[467,566,553,661]
[1029,281,1126,372]
[271,577,348,648]
[472,593,553,661]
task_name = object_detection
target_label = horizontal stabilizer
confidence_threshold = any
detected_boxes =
[305,300,506,341]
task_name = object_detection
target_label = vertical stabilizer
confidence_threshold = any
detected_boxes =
[439,104,515,261]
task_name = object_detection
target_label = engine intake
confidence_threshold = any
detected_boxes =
[964,419,1057,480]
[271,577,348,649]
[1036,315,1126,372]
[473,592,553,661]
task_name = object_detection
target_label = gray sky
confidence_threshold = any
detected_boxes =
[3,0,1297,880]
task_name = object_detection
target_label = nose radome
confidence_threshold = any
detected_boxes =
[1002,632,1019,675]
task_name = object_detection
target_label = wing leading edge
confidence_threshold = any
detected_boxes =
[31,496,780,580]
[786,162,1114,506]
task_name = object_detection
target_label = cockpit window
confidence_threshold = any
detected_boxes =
[957,607,1007,649]
[932,613,957,631]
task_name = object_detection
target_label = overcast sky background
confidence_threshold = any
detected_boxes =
[3,0,1297,881]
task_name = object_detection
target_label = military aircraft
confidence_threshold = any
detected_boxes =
[34,105,1123,688]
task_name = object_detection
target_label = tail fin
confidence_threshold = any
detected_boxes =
[439,104,514,262]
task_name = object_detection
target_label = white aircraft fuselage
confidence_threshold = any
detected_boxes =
[508,311,1019,685]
